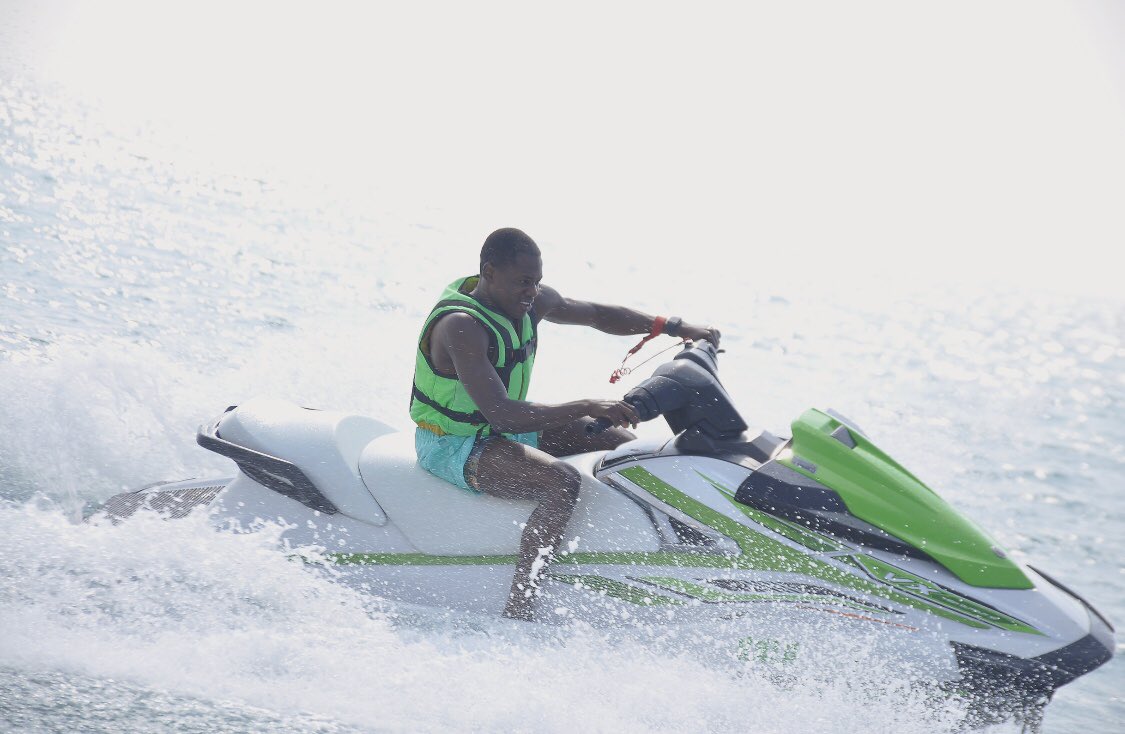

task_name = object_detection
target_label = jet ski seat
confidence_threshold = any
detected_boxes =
[215,398,394,526]
[359,431,662,556]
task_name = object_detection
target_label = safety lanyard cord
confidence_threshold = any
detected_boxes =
[609,316,683,383]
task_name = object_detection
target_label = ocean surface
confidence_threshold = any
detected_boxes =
[2,5,1124,732]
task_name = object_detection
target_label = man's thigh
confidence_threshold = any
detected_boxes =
[539,417,634,458]
[469,435,566,501]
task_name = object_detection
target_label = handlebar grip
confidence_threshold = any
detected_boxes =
[585,416,615,435]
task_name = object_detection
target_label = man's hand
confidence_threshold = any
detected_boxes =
[677,322,721,346]
[583,399,640,429]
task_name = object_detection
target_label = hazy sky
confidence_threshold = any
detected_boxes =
[3,1,1124,297]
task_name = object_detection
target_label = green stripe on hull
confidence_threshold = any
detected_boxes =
[699,472,843,553]
[329,551,749,569]
[322,466,1038,635]
[618,466,995,630]
[844,555,1041,635]
[636,576,895,614]
[330,552,518,566]
[696,471,1041,636]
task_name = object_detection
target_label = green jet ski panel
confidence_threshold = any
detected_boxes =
[779,409,1032,590]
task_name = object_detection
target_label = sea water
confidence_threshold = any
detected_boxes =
[2,3,1123,732]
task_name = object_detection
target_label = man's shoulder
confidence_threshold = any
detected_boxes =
[534,284,564,313]
[430,310,490,344]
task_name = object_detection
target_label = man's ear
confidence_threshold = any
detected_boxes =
[479,262,494,282]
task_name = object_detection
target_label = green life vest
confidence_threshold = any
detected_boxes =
[410,276,537,437]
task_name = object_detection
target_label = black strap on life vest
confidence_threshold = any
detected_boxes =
[497,321,537,386]
[410,384,488,427]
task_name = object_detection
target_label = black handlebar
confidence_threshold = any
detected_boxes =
[585,416,615,435]
[583,340,744,441]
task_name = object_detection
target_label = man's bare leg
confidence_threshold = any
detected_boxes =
[472,437,581,620]
[540,417,635,457]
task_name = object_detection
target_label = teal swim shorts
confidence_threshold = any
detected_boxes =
[415,428,539,492]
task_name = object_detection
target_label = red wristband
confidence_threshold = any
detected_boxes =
[609,316,673,383]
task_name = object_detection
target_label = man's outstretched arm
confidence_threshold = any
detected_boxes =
[534,285,720,345]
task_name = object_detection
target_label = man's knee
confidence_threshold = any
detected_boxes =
[551,461,581,505]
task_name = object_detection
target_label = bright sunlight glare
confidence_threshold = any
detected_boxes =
[5,0,1124,299]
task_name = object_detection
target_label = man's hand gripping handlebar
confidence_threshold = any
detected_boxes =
[585,395,647,436]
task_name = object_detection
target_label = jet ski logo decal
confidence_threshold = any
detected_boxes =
[844,555,1041,635]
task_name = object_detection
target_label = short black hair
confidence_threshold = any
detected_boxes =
[480,228,540,273]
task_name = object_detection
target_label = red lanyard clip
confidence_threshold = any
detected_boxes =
[610,316,671,383]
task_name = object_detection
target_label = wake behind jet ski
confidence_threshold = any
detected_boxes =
[96,340,1114,728]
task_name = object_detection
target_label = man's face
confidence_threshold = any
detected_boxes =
[483,252,543,320]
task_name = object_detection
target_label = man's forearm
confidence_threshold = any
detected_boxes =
[593,304,717,345]
[589,303,659,336]
[483,399,593,434]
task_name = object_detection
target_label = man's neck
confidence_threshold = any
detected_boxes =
[470,284,517,325]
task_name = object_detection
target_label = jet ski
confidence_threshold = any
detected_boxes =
[96,341,1114,726]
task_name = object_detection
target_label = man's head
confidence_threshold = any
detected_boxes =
[480,228,541,273]
[478,228,543,320]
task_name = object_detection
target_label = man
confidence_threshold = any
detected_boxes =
[410,228,719,620]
